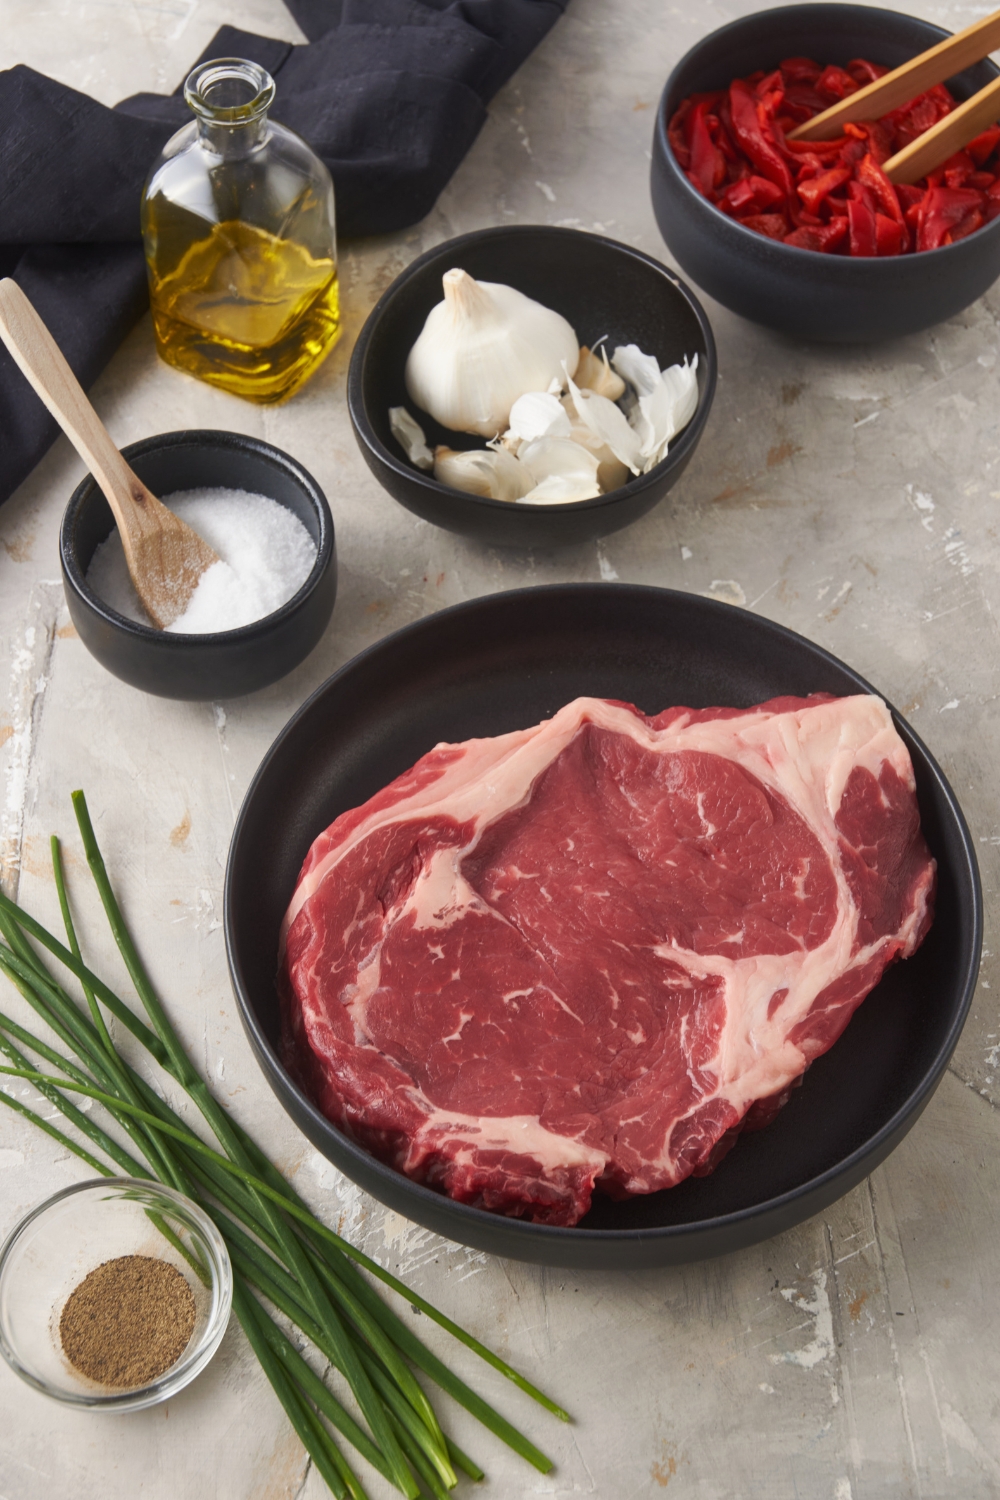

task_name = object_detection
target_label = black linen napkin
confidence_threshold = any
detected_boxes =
[0,0,566,506]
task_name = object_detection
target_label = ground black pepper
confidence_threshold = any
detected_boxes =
[59,1254,196,1388]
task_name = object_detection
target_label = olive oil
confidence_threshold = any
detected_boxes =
[146,217,340,404]
[140,58,341,404]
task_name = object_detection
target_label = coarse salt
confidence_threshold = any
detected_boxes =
[86,488,317,634]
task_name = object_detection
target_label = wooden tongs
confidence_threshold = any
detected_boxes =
[788,9,1000,185]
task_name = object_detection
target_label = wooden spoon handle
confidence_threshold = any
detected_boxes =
[789,8,1000,142]
[0,278,219,630]
[0,279,152,519]
[0,278,152,533]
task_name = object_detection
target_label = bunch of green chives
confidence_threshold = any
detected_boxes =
[0,791,568,1500]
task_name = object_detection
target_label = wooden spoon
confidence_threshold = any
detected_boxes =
[0,278,219,629]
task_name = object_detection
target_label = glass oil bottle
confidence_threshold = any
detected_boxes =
[141,58,340,404]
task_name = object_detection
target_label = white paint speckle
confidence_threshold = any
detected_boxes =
[681,546,692,561]
[940,700,960,712]
[906,484,936,532]
[771,1269,834,1369]
[535,181,556,202]
[706,580,747,607]
[942,526,974,576]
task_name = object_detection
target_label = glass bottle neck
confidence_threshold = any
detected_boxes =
[184,57,275,160]
[197,113,268,158]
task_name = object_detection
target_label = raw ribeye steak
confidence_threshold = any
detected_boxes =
[281,693,935,1226]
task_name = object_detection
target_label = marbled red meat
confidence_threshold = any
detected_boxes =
[281,693,935,1226]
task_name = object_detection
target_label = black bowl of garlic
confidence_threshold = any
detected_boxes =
[347,226,717,548]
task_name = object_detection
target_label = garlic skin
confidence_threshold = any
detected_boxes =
[565,372,643,475]
[521,474,600,505]
[507,391,572,444]
[558,398,629,491]
[433,444,532,502]
[612,346,699,473]
[405,270,579,438]
[519,437,601,500]
[575,344,626,402]
[389,406,434,470]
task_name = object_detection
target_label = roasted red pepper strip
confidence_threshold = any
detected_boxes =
[969,126,1000,166]
[781,56,823,84]
[721,175,785,215]
[785,217,849,252]
[741,213,789,241]
[875,213,904,256]
[728,79,794,196]
[918,186,985,250]
[669,54,1000,256]
[847,198,877,256]
[668,98,692,168]
[857,154,904,222]
[816,65,860,102]
[688,101,727,195]
[797,165,851,214]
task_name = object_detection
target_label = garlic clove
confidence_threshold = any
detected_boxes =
[521,473,602,505]
[575,344,626,401]
[433,444,532,502]
[562,412,630,492]
[507,391,572,443]
[405,270,580,438]
[565,372,643,475]
[519,436,601,490]
[579,437,629,492]
[389,405,434,470]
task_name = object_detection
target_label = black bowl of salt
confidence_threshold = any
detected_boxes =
[60,430,336,700]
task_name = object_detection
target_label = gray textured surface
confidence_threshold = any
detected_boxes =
[2,2,1000,1496]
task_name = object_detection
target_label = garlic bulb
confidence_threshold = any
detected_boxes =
[433,445,532,502]
[405,270,579,438]
[575,344,626,401]
[389,406,434,470]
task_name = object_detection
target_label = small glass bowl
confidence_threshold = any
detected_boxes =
[0,1177,232,1412]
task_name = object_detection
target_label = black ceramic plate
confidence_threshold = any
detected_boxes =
[225,585,981,1269]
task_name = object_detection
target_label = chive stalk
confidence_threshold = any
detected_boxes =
[0,795,567,1497]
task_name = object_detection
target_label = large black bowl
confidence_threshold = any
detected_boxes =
[347,227,717,548]
[61,430,337,701]
[651,4,1000,342]
[225,585,980,1269]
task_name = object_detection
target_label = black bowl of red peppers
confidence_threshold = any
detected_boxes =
[651,4,1000,342]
